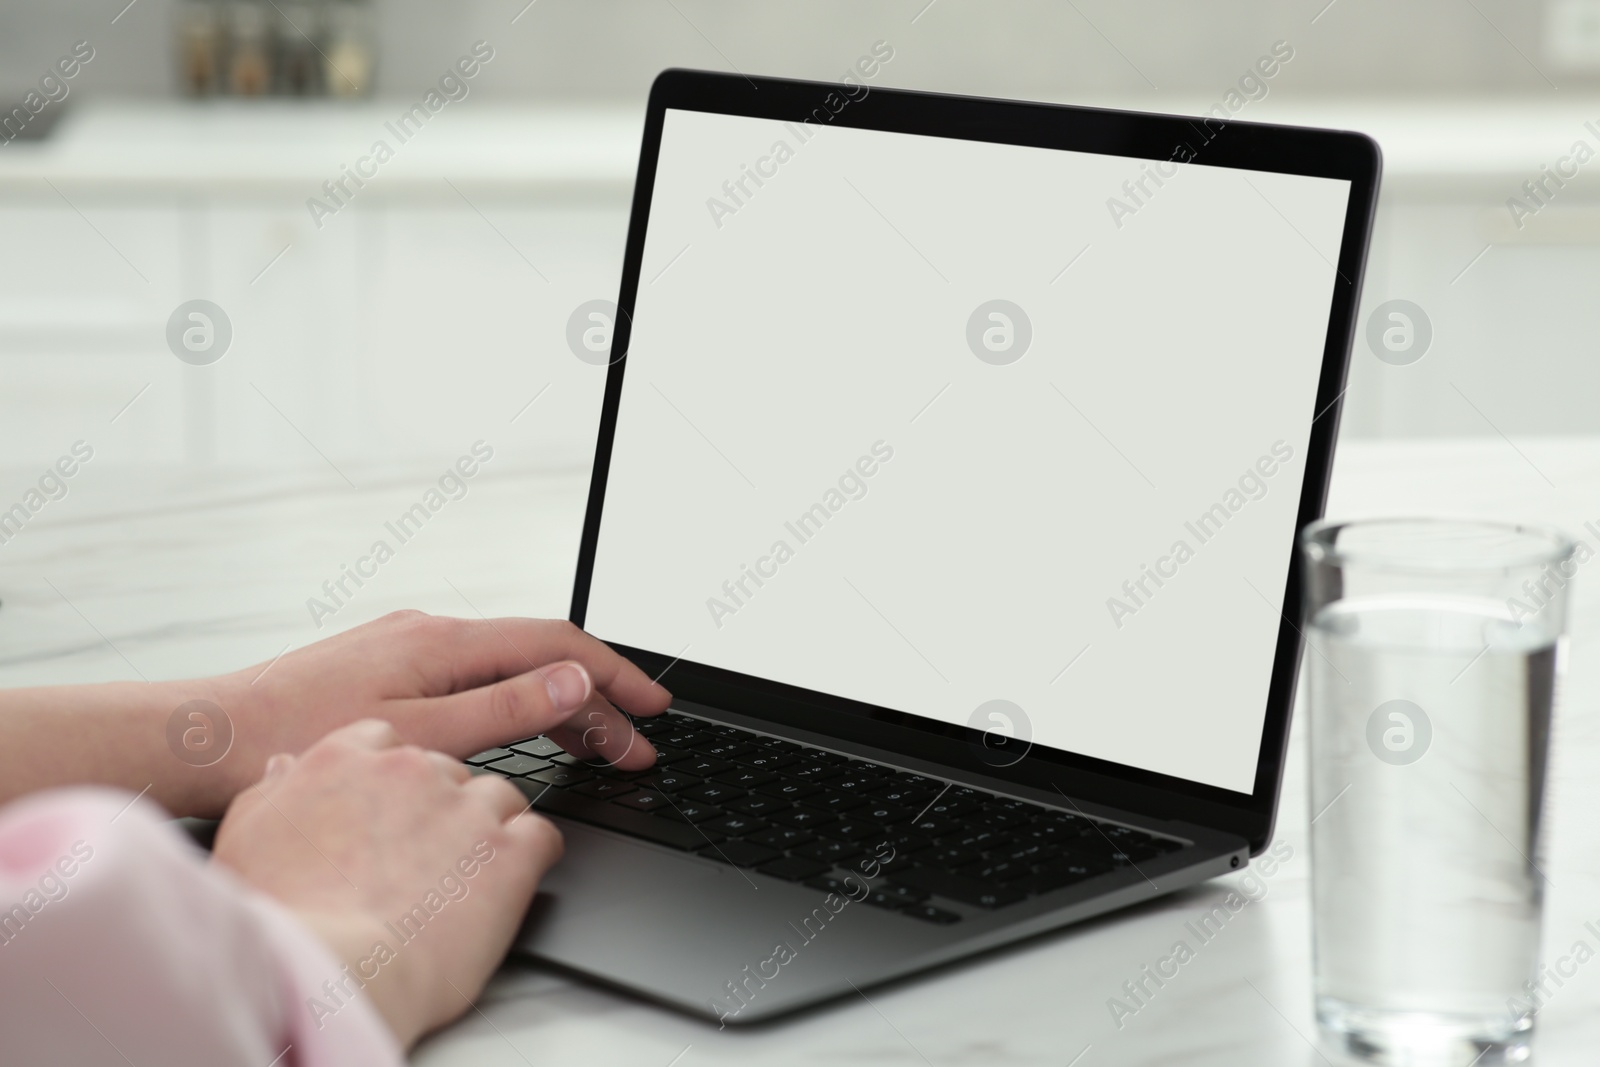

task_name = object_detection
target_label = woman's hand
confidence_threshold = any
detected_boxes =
[0,612,672,818]
[213,719,558,1048]
[211,612,671,806]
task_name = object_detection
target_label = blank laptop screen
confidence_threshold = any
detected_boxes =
[584,107,1351,794]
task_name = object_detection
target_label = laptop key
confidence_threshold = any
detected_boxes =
[613,790,671,813]
[916,846,980,870]
[713,767,778,788]
[726,794,787,817]
[872,785,937,806]
[947,828,1008,852]
[825,821,880,842]
[829,773,886,793]
[526,765,594,788]
[755,780,822,801]
[975,809,1030,830]
[484,754,552,777]
[571,779,637,800]
[509,737,565,758]
[1015,823,1077,845]
[521,785,716,851]
[882,832,932,854]
[794,839,862,865]
[926,798,981,819]
[862,890,911,911]
[644,770,701,793]
[657,800,724,823]
[703,840,781,868]
[849,850,915,877]
[680,757,734,778]
[650,744,691,765]
[904,904,962,924]
[1033,815,1083,836]
[749,827,814,849]
[658,731,707,748]
[856,804,915,825]
[701,741,757,760]
[787,762,841,782]
[601,765,657,784]
[756,856,831,882]
[466,747,513,766]
[1001,842,1063,866]
[805,875,869,898]
[1102,824,1154,844]
[742,752,800,771]
[815,790,866,813]
[686,721,736,736]
[1108,846,1160,866]
[704,814,767,837]
[1037,854,1114,878]
[770,807,834,830]
[894,867,1027,909]
[683,782,744,805]
[1064,835,1117,858]
[1013,857,1110,895]
[960,859,1029,884]
[908,816,964,838]
[875,883,929,904]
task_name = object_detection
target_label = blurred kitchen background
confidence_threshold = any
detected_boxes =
[4,1,1600,676]
[5,0,1600,470]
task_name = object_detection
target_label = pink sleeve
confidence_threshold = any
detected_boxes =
[0,788,403,1067]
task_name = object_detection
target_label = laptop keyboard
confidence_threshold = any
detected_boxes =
[467,710,1185,924]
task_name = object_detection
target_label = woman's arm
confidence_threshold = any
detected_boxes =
[0,676,237,818]
[1,717,567,1057]
[0,611,672,818]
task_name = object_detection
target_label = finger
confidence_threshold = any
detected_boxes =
[412,617,672,716]
[541,693,610,760]
[321,718,402,750]
[463,773,530,821]
[391,661,592,759]
[428,751,472,784]
[252,752,297,797]
[503,809,565,879]
[545,694,657,772]
[263,752,296,779]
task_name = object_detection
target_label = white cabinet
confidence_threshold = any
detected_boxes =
[0,188,632,471]
[1347,197,1600,439]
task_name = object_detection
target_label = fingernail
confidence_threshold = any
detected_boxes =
[263,753,293,778]
[544,663,592,713]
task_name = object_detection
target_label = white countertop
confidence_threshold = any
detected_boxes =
[6,96,1600,199]
[3,435,1600,1064]
[0,101,644,197]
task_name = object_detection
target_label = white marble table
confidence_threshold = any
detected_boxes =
[3,436,1599,1066]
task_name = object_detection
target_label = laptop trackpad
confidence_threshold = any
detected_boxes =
[515,819,939,1020]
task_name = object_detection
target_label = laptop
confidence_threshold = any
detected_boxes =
[470,69,1379,1024]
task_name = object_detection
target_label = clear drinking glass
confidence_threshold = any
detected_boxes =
[1300,518,1577,1066]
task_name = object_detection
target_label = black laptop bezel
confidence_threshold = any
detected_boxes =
[570,68,1380,854]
